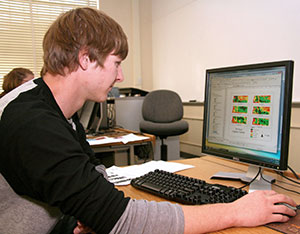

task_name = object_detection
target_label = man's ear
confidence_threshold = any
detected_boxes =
[78,50,90,70]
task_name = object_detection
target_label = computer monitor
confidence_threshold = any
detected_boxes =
[78,100,109,134]
[202,60,294,191]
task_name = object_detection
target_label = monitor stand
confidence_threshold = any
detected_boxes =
[211,165,275,192]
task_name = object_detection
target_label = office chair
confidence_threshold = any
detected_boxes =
[0,173,62,234]
[140,89,189,161]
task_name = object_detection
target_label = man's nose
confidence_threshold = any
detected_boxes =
[116,66,124,82]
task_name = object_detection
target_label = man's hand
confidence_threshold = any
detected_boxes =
[232,190,297,227]
[182,190,297,234]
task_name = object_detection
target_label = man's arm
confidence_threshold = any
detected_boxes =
[75,190,297,234]
[182,190,297,234]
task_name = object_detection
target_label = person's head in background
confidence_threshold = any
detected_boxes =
[41,7,128,81]
[0,68,34,98]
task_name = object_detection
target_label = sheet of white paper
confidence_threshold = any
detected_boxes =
[120,133,149,144]
[87,133,149,145]
[87,136,121,145]
[106,160,194,186]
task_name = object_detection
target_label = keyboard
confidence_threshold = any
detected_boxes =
[131,169,248,205]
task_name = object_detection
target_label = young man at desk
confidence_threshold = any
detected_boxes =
[0,7,297,234]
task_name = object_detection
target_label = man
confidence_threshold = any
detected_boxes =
[0,7,297,234]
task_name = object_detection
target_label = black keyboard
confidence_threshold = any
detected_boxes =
[131,169,248,205]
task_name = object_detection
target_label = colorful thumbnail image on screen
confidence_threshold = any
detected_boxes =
[232,116,247,124]
[253,95,271,103]
[252,106,270,115]
[233,95,248,103]
[232,106,248,113]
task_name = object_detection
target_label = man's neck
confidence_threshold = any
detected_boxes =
[43,73,85,119]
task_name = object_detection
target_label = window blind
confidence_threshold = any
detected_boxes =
[0,0,98,92]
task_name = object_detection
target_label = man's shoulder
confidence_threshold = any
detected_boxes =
[3,93,51,120]
[1,91,64,136]
[0,79,39,119]
[2,78,57,120]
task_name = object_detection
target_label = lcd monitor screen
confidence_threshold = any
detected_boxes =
[202,61,294,171]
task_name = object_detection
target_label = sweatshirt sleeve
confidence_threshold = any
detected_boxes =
[109,199,184,234]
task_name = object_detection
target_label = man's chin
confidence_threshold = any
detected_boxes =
[89,96,107,103]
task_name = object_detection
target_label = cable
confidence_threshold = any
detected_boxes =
[288,165,300,180]
[275,176,300,189]
[260,171,274,184]
[261,172,300,195]
[238,167,300,195]
[238,167,261,189]
[276,171,300,185]
[272,183,300,195]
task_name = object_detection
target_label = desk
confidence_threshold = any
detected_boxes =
[117,156,300,233]
[88,128,155,165]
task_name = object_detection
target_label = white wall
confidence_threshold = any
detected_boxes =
[100,0,141,89]
[152,0,300,102]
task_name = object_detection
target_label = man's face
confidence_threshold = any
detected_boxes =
[85,54,124,102]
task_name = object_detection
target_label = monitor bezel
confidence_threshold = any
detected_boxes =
[202,60,294,171]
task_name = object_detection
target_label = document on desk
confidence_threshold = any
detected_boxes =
[87,133,149,145]
[106,160,194,186]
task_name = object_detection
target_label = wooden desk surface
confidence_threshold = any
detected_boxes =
[116,156,300,234]
[87,127,155,148]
